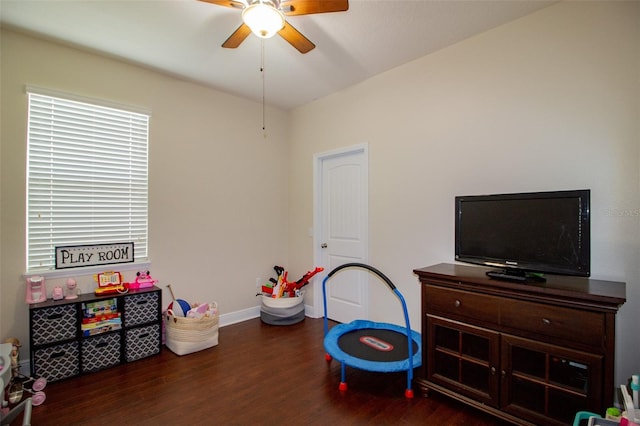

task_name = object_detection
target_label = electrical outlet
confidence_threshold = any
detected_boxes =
[255,277,262,291]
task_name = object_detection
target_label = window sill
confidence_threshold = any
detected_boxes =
[23,261,152,280]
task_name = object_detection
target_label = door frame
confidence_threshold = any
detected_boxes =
[311,143,369,318]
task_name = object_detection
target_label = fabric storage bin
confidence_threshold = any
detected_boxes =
[33,340,80,382]
[81,332,121,373]
[31,304,77,345]
[260,295,305,325]
[125,323,161,362]
[261,302,305,325]
[124,292,160,327]
[165,307,219,356]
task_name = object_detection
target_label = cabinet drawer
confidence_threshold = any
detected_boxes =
[31,304,78,345]
[124,292,160,327]
[501,300,604,347]
[81,333,122,373]
[125,324,160,362]
[33,341,80,382]
[425,285,500,325]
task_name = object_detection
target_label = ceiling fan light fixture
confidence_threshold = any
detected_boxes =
[242,1,285,39]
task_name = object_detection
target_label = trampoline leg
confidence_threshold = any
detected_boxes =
[405,372,414,398]
[339,363,347,392]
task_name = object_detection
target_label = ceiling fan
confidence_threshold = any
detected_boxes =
[199,0,349,54]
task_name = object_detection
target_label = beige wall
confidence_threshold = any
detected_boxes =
[1,0,638,390]
[288,1,639,386]
[1,29,290,349]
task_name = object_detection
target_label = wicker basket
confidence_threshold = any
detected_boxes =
[165,303,219,356]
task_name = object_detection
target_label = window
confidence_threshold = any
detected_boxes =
[26,89,150,272]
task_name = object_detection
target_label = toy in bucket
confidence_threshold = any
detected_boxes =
[258,265,324,325]
[166,284,191,317]
[259,266,324,298]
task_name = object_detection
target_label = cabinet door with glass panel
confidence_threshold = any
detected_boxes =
[500,334,603,426]
[427,315,501,407]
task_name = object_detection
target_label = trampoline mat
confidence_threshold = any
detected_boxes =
[337,328,420,363]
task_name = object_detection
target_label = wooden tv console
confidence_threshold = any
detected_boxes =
[414,263,626,426]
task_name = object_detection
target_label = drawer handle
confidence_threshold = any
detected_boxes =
[542,318,552,325]
[491,367,496,375]
[47,313,63,320]
[454,300,461,308]
[138,333,149,339]
[49,351,66,359]
[136,300,149,305]
[95,341,109,349]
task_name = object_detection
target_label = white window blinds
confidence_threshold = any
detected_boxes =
[26,91,149,272]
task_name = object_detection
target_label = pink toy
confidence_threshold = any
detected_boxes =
[26,276,46,304]
[128,270,158,290]
[65,278,78,300]
[186,303,209,318]
[52,286,64,301]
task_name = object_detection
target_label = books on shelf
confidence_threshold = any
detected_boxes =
[82,323,121,337]
[81,298,122,336]
[83,298,118,318]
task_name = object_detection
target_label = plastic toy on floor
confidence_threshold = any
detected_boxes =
[572,374,640,426]
[2,341,34,426]
[1,338,46,408]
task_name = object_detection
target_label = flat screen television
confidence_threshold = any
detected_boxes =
[455,189,590,282]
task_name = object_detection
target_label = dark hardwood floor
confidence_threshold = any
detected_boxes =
[23,318,506,425]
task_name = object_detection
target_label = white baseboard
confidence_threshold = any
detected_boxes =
[304,303,320,318]
[219,305,261,327]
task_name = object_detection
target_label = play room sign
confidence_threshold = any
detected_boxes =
[55,242,134,269]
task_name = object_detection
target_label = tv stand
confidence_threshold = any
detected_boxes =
[414,263,626,426]
[486,269,546,283]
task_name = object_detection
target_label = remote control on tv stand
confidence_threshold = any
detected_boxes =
[486,270,546,283]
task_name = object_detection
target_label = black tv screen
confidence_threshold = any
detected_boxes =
[455,189,590,278]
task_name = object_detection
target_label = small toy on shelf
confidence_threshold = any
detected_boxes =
[25,276,46,304]
[94,271,127,295]
[128,270,157,290]
[52,286,64,301]
[65,278,78,300]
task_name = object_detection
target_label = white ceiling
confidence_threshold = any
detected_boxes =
[0,0,556,110]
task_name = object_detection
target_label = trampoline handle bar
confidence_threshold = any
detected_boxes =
[324,262,397,291]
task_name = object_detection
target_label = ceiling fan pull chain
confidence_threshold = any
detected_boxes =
[261,39,267,137]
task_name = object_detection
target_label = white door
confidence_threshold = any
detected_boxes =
[313,145,368,323]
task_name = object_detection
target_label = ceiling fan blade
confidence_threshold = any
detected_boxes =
[278,21,315,54]
[280,0,348,16]
[222,23,252,48]
[198,0,246,9]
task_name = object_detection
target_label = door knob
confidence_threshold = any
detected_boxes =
[321,243,328,248]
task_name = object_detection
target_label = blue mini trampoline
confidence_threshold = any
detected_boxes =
[322,263,422,398]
